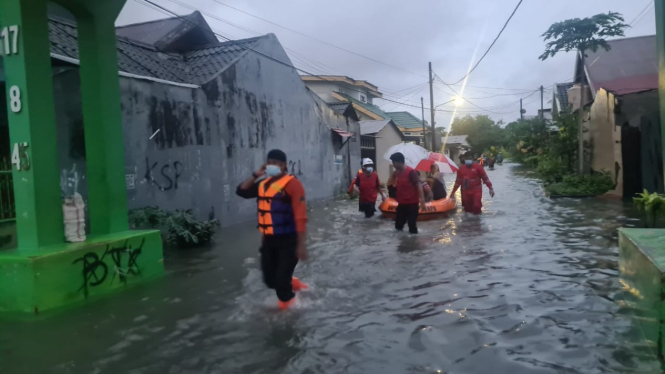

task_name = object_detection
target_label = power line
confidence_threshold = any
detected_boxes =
[630,1,655,26]
[446,0,524,85]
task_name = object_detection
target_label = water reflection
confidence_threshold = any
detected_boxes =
[0,164,661,373]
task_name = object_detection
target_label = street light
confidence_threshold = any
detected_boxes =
[434,96,462,111]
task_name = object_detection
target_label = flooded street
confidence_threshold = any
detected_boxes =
[1,164,660,373]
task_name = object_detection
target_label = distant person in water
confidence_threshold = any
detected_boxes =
[488,155,496,170]
[496,152,504,165]
[236,149,308,310]
[354,158,386,218]
[451,153,495,215]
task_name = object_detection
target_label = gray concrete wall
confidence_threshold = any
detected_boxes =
[50,34,359,227]
[588,88,622,196]
[375,124,403,183]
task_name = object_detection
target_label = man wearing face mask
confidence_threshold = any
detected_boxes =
[236,149,308,310]
[450,153,495,214]
[354,158,386,218]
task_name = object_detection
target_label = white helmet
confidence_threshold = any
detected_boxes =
[362,158,374,166]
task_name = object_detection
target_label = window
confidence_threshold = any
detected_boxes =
[360,94,366,103]
[403,132,412,136]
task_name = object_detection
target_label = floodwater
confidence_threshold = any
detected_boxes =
[1,164,661,373]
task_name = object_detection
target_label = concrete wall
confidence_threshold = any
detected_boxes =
[375,123,403,183]
[305,81,373,104]
[587,88,622,196]
[50,34,359,228]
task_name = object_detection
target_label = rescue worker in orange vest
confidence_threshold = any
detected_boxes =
[236,149,308,310]
[451,153,495,214]
[389,152,427,234]
[353,158,386,218]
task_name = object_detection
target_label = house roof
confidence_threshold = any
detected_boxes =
[386,111,427,129]
[441,135,469,146]
[359,120,391,135]
[48,14,264,85]
[582,35,657,96]
[327,102,359,121]
[302,75,382,98]
[333,92,391,120]
[555,82,574,111]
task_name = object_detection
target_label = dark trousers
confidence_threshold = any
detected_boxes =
[260,235,299,302]
[395,204,419,234]
[359,202,376,218]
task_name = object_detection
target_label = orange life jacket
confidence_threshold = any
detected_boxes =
[258,175,296,235]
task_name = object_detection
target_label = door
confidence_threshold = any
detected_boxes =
[622,123,642,200]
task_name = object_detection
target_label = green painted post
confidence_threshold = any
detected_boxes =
[76,10,129,235]
[1,0,64,250]
[658,0,665,189]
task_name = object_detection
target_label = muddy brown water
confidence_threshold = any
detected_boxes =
[0,164,660,373]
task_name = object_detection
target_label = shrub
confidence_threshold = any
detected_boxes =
[536,156,565,183]
[128,207,219,247]
[545,173,613,197]
[633,190,665,228]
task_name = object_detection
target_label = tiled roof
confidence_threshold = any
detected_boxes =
[386,111,426,129]
[441,135,469,146]
[556,83,574,111]
[48,15,263,85]
[359,120,391,135]
[336,93,391,119]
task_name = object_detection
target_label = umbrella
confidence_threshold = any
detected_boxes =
[383,143,429,168]
[427,152,458,174]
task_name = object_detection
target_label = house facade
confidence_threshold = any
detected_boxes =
[440,135,469,165]
[386,111,428,146]
[302,75,382,105]
[571,35,662,198]
[359,120,404,182]
[0,11,360,229]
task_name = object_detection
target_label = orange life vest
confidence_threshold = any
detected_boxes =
[258,175,296,235]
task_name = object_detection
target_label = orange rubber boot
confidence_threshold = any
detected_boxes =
[278,297,296,310]
[292,277,309,292]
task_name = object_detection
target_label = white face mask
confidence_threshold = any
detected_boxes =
[366,167,374,173]
[266,165,282,177]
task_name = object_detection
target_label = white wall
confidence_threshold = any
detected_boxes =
[375,124,403,183]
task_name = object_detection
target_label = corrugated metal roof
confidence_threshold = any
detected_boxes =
[556,83,574,111]
[441,135,469,146]
[336,93,390,119]
[184,37,262,85]
[584,35,657,96]
[359,120,391,135]
[386,111,426,129]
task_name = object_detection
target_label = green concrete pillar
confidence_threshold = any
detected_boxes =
[76,10,128,235]
[1,0,64,250]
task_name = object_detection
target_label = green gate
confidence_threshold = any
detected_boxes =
[0,157,15,224]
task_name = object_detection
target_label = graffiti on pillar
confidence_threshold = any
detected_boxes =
[289,160,303,177]
[144,157,184,191]
[72,238,145,297]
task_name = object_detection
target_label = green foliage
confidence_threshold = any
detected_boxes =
[164,210,219,248]
[536,156,566,183]
[545,173,613,197]
[128,207,219,248]
[539,12,629,60]
[450,115,506,154]
[633,190,665,228]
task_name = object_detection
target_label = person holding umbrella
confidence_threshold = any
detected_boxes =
[389,152,427,234]
[450,153,495,215]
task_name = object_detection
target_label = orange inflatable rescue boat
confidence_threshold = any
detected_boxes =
[379,197,456,220]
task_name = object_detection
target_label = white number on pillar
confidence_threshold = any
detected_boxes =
[9,86,21,113]
[0,25,19,55]
[12,143,20,170]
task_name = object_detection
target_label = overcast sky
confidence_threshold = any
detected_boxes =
[117,0,656,130]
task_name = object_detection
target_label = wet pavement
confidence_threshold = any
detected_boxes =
[1,163,661,373]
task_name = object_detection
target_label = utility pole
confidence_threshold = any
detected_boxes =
[421,97,425,132]
[540,85,544,119]
[520,99,523,120]
[428,62,436,152]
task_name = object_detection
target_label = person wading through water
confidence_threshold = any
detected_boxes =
[389,152,427,234]
[236,149,309,310]
[450,152,495,214]
[354,158,386,218]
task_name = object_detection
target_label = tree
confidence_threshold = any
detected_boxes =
[539,12,628,175]
[450,115,506,154]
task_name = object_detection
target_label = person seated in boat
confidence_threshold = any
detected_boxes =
[421,180,434,202]
[353,158,386,218]
[427,164,447,200]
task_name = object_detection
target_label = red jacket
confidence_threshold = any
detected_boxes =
[357,171,381,203]
[452,163,492,193]
[396,166,420,204]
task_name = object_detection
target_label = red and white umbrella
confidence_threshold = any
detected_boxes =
[426,152,458,174]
